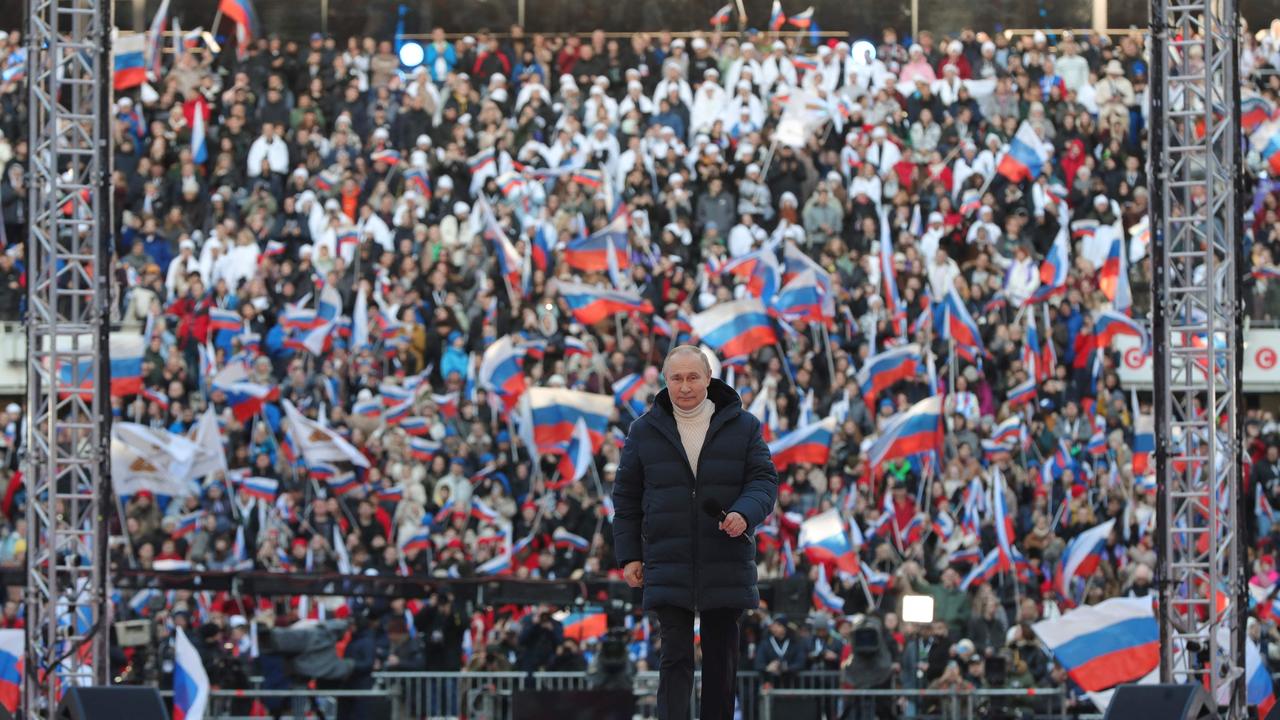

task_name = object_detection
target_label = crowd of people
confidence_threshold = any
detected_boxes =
[0,13,1279,718]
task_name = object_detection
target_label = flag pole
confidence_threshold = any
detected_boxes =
[208,8,223,51]
[114,489,139,568]
[820,322,836,386]
[774,340,797,388]
[947,337,956,396]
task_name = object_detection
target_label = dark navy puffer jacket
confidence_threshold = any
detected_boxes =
[612,378,779,611]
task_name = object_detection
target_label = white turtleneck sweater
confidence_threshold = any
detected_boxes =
[673,398,715,476]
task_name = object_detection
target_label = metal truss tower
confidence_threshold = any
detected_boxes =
[24,0,113,713]
[1149,0,1245,712]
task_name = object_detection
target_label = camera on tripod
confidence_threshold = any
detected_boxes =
[587,598,636,690]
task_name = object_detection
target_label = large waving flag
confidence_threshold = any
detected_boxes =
[111,423,200,496]
[855,344,921,405]
[555,280,654,325]
[173,626,210,720]
[1032,596,1159,692]
[710,3,733,25]
[771,268,827,325]
[1094,310,1149,354]
[769,0,786,29]
[768,417,836,470]
[217,0,259,60]
[477,201,525,294]
[782,243,835,318]
[108,334,146,396]
[812,563,844,614]
[1096,225,1130,312]
[690,299,778,358]
[191,101,208,164]
[722,250,782,304]
[798,508,859,575]
[612,373,647,417]
[1247,637,1277,720]
[0,629,21,715]
[867,396,943,468]
[282,400,370,467]
[990,468,1017,566]
[941,287,984,352]
[1057,518,1116,600]
[997,122,1051,183]
[524,387,614,452]
[186,408,228,482]
[213,380,279,422]
[113,32,148,90]
[554,417,594,488]
[959,547,1008,590]
[146,0,172,80]
[1029,240,1069,303]
[880,211,907,337]
[478,335,527,412]
[564,216,630,272]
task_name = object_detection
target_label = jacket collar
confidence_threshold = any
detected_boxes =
[643,378,743,470]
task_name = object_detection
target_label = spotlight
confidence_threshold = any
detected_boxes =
[901,594,935,624]
[398,42,425,67]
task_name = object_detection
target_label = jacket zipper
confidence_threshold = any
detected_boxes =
[690,418,730,612]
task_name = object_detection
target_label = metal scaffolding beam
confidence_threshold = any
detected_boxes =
[1150,0,1245,713]
[24,0,113,713]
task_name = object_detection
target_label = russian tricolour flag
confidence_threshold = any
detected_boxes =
[768,417,835,470]
[173,627,210,720]
[111,334,147,396]
[242,476,278,504]
[553,527,590,552]
[1057,518,1115,599]
[798,508,859,575]
[942,287,984,352]
[564,217,630,272]
[997,122,1050,183]
[960,547,1005,590]
[478,335,527,412]
[555,280,653,325]
[1031,596,1159,692]
[1094,310,1149,354]
[690,299,778,358]
[0,630,21,715]
[856,344,921,405]
[1006,378,1037,407]
[612,373,647,418]
[113,32,148,90]
[812,564,844,614]
[1029,241,1069,303]
[209,307,241,333]
[867,396,943,469]
[525,387,614,452]
[554,418,594,488]
[723,250,782,304]
[771,269,826,325]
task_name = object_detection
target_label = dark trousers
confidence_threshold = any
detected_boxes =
[655,605,743,720]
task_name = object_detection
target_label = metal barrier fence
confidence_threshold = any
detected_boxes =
[759,686,1071,720]
[152,673,1107,720]
[369,671,1086,720]
[375,669,845,720]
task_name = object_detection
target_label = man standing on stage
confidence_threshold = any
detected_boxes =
[612,345,779,720]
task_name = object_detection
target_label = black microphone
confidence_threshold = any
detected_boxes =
[702,498,752,544]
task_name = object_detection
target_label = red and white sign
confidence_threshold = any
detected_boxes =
[1116,330,1280,390]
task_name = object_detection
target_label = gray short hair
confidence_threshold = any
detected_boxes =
[662,344,713,378]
